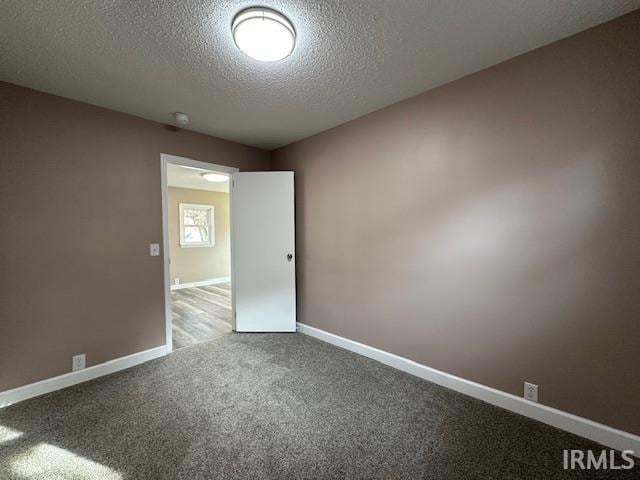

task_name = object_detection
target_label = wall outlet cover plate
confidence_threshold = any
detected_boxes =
[72,354,86,372]
[524,381,539,402]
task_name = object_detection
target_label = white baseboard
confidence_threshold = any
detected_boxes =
[0,345,168,408]
[297,322,640,455]
[170,277,230,290]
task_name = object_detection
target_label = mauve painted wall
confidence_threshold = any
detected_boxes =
[272,12,640,435]
[0,82,269,391]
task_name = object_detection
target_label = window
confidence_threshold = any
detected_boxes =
[179,203,215,247]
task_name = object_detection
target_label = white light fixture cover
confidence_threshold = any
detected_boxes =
[232,7,295,62]
[201,172,229,183]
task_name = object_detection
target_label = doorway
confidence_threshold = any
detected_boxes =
[161,154,238,351]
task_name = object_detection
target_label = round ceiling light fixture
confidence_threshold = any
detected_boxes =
[201,172,229,183]
[232,7,295,62]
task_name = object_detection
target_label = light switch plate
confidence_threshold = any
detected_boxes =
[149,243,160,256]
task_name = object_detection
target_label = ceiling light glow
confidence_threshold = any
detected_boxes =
[232,7,295,62]
[201,173,229,183]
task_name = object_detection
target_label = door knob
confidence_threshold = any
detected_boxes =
[287,253,293,262]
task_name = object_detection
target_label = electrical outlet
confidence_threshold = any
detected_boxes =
[524,382,538,402]
[72,354,86,372]
[149,243,160,256]
[174,278,180,285]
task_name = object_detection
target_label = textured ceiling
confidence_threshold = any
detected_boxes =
[1,1,638,149]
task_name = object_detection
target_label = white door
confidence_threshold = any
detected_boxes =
[231,171,296,332]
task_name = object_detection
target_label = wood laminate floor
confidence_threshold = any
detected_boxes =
[171,282,232,350]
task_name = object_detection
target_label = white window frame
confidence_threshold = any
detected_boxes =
[179,203,215,248]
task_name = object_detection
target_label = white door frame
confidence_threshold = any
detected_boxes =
[160,153,239,353]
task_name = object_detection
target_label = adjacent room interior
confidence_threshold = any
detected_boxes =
[1,2,639,479]
[166,161,233,350]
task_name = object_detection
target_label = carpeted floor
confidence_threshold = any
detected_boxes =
[0,333,637,479]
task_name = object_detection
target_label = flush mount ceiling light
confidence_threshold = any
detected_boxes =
[201,172,229,183]
[232,7,295,62]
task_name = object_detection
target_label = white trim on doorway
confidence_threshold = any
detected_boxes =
[160,153,238,353]
[170,276,231,291]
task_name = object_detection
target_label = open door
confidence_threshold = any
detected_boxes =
[231,172,296,332]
